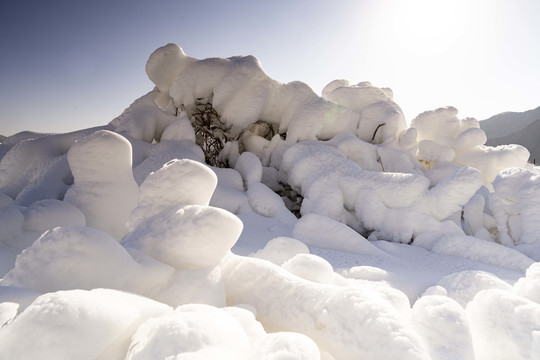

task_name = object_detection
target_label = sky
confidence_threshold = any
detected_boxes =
[1,0,539,137]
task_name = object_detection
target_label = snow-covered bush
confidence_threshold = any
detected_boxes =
[1,42,540,360]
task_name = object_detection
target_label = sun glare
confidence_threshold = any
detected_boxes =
[391,0,471,57]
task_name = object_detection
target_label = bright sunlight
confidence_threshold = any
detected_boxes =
[391,0,472,57]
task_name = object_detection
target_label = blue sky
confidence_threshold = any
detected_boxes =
[1,0,539,136]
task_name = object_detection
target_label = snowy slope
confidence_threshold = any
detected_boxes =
[1,43,540,360]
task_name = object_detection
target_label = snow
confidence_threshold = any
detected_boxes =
[160,110,197,142]
[127,158,218,230]
[0,288,170,360]
[432,270,513,307]
[1,43,539,359]
[249,332,322,360]
[467,289,540,360]
[63,130,138,239]
[293,213,383,255]
[235,151,263,186]
[22,199,85,233]
[2,226,143,293]
[145,43,196,94]
[412,295,475,360]
[514,262,540,303]
[126,303,251,360]
[222,254,429,360]
[110,90,178,143]
[123,205,243,269]
[249,236,310,266]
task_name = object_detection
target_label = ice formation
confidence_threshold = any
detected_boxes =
[1,42,540,359]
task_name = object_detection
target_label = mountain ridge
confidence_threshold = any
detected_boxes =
[480,105,540,138]
[480,106,540,163]
[486,118,540,164]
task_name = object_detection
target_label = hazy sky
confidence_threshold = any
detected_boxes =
[1,0,539,136]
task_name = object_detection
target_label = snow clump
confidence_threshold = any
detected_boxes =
[63,130,138,239]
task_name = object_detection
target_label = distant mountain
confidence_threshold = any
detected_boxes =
[480,106,540,139]
[485,118,540,164]
[480,106,540,164]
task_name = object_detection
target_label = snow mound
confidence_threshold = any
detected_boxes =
[294,213,383,255]
[250,236,310,266]
[146,43,196,94]
[0,203,24,242]
[125,303,250,360]
[434,270,512,307]
[222,254,429,360]
[250,332,321,360]
[514,262,540,304]
[109,90,178,143]
[425,234,534,272]
[322,80,406,143]
[0,127,105,205]
[127,158,217,230]
[490,168,540,246]
[64,130,138,239]
[0,289,170,360]
[282,253,336,284]
[412,295,475,360]
[22,199,85,233]
[124,204,242,269]
[2,226,143,293]
[467,289,540,360]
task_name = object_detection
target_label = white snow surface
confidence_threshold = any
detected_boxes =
[1,43,540,359]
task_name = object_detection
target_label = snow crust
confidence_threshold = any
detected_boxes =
[1,43,539,359]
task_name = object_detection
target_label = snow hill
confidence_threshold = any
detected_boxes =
[480,108,540,164]
[1,43,540,360]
